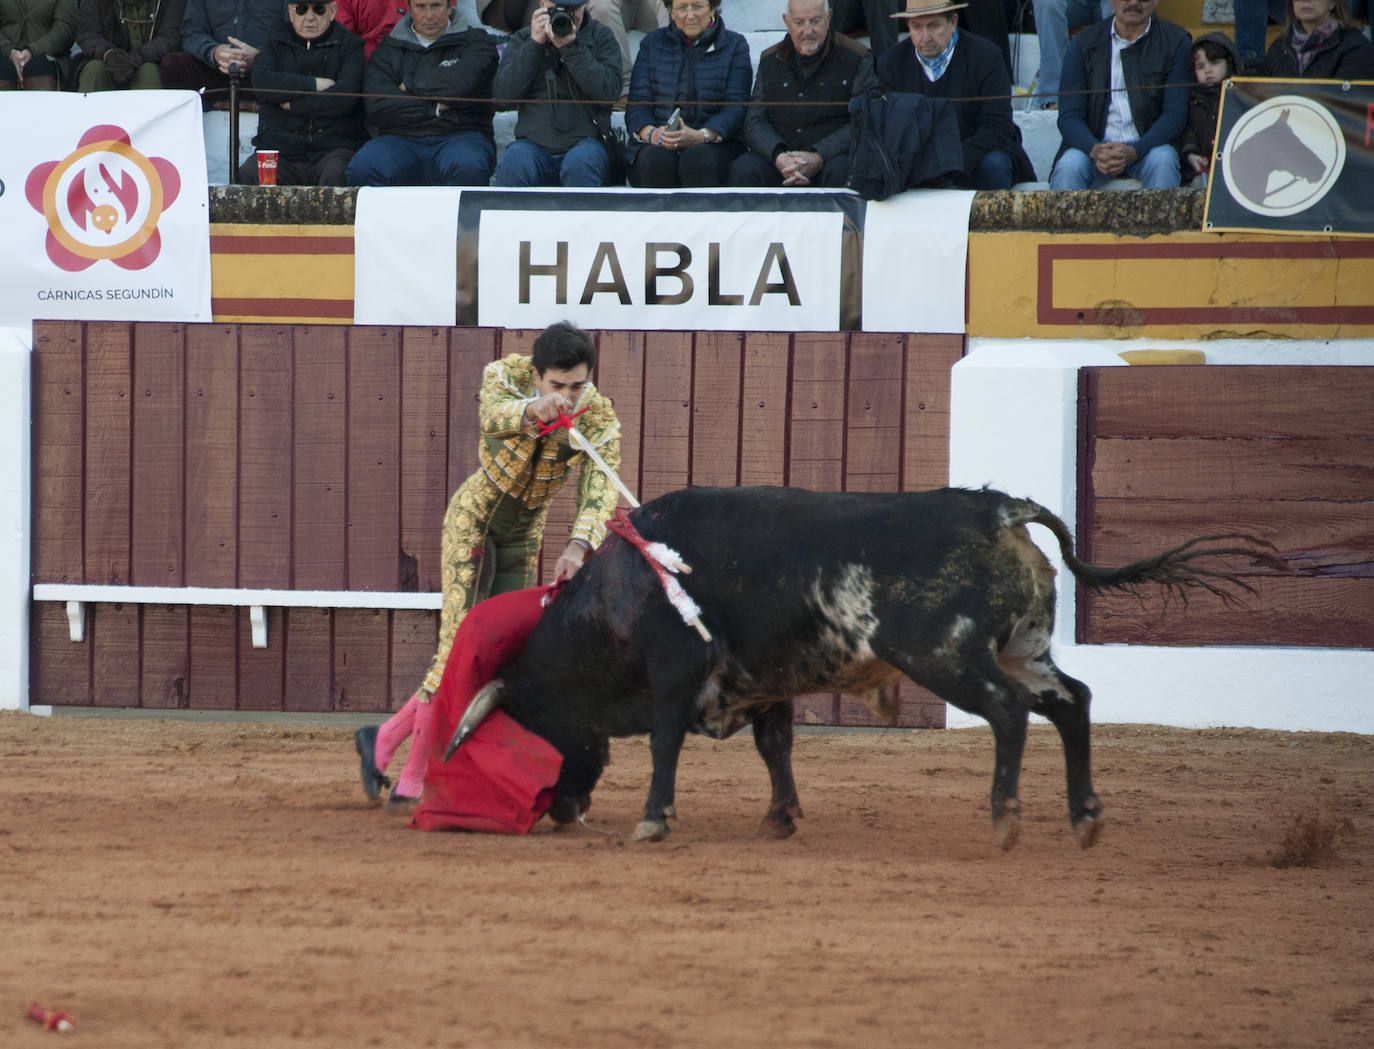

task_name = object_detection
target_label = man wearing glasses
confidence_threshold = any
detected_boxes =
[75,0,187,91]
[345,0,500,186]
[238,0,368,185]
[490,0,622,187]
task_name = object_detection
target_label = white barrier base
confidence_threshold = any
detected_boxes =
[949,337,1374,735]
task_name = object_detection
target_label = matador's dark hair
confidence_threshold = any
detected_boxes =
[532,321,597,375]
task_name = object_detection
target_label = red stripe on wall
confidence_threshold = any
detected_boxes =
[212,297,355,318]
[210,235,355,254]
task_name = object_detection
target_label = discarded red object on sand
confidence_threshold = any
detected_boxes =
[26,1002,75,1032]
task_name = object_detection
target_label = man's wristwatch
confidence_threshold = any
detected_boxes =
[702,127,718,144]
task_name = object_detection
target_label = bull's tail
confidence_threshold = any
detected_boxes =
[1006,498,1286,604]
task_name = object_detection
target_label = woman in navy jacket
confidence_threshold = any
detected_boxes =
[625,0,753,186]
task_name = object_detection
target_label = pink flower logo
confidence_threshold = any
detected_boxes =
[26,124,182,273]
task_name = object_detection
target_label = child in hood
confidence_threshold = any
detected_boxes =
[1180,31,1239,186]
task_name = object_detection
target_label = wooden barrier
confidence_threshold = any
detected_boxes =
[30,321,962,722]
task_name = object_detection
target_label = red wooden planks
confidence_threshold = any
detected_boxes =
[141,604,188,708]
[738,332,789,486]
[238,326,294,587]
[283,608,332,711]
[238,606,284,711]
[400,328,451,592]
[184,325,237,587]
[640,332,692,501]
[90,603,140,707]
[292,327,347,590]
[346,328,402,590]
[844,332,904,494]
[84,323,132,585]
[691,331,743,487]
[333,609,392,712]
[902,334,962,492]
[789,333,847,491]
[31,322,86,583]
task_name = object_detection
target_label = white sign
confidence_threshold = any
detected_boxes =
[0,91,212,329]
[352,186,974,333]
[476,207,844,332]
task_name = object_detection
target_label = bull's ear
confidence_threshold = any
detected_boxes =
[443,679,507,762]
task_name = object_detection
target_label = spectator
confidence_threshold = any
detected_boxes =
[876,0,1034,189]
[586,0,665,95]
[1,0,79,89]
[334,0,403,56]
[1258,0,1374,78]
[1030,0,1110,108]
[161,0,285,96]
[1048,0,1190,190]
[1178,30,1234,187]
[625,0,752,187]
[834,0,1010,73]
[490,0,622,186]
[74,0,186,91]
[1232,0,1287,72]
[344,0,499,187]
[238,0,366,185]
[729,0,876,188]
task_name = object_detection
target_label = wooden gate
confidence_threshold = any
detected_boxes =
[1077,365,1373,647]
[30,322,963,724]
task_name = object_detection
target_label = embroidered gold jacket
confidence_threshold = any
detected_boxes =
[477,353,622,548]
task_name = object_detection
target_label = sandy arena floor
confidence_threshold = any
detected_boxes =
[2,712,1371,1049]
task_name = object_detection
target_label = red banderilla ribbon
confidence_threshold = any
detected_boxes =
[27,1002,75,1032]
[536,406,590,437]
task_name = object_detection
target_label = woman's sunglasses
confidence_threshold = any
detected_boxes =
[292,2,331,14]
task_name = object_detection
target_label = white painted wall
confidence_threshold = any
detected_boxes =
[949,338,1374,735]
[0,327,32,712]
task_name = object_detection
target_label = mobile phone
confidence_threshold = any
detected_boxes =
[665,108,682,131]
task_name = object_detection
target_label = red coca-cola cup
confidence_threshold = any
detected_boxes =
[257,150,279,186]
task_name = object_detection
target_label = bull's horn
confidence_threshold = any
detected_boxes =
[442,679,506,762]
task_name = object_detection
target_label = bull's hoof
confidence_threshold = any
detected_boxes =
[632,819,670,842]
[993,799,1022,851]
[754,813,797,840]
[1073,798,1105,848]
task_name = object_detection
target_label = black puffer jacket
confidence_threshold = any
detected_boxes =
[363,10,498,139]
[251,20,366,155]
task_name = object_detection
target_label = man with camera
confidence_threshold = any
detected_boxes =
[490,0,623,186]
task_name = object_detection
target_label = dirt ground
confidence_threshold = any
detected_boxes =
[2,711,1371,1049]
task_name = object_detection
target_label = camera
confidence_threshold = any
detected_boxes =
[548,5,576,37]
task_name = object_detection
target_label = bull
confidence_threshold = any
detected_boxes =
[447,486,1275,849]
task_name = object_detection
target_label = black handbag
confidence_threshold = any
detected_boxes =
[593,120,627,186]
[555,64,626,187]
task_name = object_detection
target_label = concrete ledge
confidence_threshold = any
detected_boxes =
[208,183,1207,233]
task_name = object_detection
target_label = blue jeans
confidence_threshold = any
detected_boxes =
[1032,0,1112,108]
[969,150,1014,190]
[491,136,610,187]
[345,131,496,187]
[1049,144,1181,189]
[1233,0,1289,71]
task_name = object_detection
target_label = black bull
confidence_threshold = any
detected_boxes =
[448,486,1275,849]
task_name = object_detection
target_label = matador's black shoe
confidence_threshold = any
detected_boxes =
[386,790,420,815]
[354,725,390,802]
